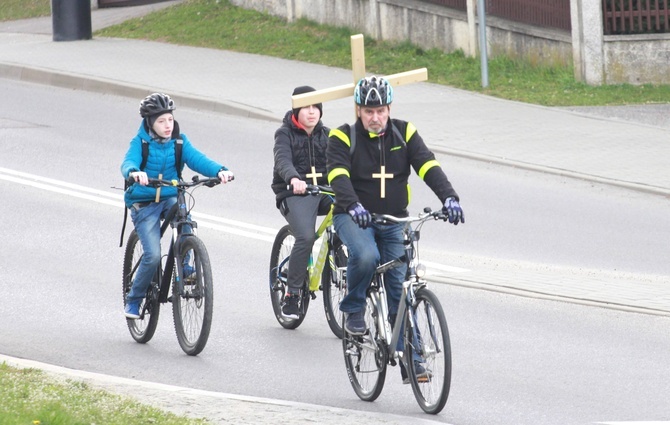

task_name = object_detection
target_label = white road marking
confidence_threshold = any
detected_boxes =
[597,422,670,424]
[0,167,469,268]
[0,166,274,241]
[423,260,470,274]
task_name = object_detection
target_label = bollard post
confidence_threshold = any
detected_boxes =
[51,0,92,41]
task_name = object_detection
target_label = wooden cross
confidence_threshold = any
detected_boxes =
[372,165,393,198]
[291,34,428,114]
[306,165,323,185]
[292,34,427,198]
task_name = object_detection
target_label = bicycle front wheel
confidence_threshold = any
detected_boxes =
[322,236,347,339]
[269,225,309,329]
[342,296,386,401]
[172,236,213,356]
[405,287,452,414]
[122,230,160,343]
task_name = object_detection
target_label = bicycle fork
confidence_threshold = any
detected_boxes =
[166,224,197,302]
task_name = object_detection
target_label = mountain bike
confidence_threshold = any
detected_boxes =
[269,184,348,338]
[342,208,452,414]
[122,175,222,356]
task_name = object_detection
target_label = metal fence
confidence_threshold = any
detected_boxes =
[419,0,571,31]
[603,0,670,34]
[98,0,171,7]
[486,0,571,31]
[418,0,670,35]
[418,0,467,11]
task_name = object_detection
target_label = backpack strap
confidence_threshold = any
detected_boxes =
[391,123,405,145]
[139,140,149,170]
[175,138,183,181]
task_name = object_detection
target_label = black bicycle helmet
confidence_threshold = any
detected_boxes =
[354,76,393,107]
[139,92,176,118]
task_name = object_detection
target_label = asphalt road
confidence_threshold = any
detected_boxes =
[1,80,669,424]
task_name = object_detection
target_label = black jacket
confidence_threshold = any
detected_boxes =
[272,110,330,195]
[327,118,459,217]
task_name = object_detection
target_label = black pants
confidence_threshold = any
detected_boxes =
[281,194,331,292]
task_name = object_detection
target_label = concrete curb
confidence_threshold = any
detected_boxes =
[0,62,279,123]
[429,145,670,198]
[430,275,670,317]
[0,354,444,425]
[3,61,668,199]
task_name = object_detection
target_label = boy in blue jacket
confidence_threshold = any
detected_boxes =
[120,93,234,319]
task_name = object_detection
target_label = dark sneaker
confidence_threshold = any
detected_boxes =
[400,359,431,384]
[281,293,300,319]
[124,301,140,319]
[345,310,366,335]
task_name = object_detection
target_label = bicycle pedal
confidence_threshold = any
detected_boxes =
[417,375,431,383]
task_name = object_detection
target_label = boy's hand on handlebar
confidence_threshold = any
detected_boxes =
[290,178,307,195]
[442,197,464,225]
[348,202,371,229]
[218,170,235,184]
[129,171,148,186]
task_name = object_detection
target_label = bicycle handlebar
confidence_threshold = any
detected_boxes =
[277,184,335,201]
[372,207,447,224]
[127,175,226,189]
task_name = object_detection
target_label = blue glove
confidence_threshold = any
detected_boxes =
[348,202,371,229]
[442,197,464,225]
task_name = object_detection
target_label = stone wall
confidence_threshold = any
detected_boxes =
[229,0,670,85]
[603,35,670,85]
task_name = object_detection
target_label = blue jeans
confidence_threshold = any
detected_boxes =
[126,197,178,305]
[333,213,406,316]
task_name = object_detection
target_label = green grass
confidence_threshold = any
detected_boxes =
[0,363,209,425]
[0,0,50,21]
[4,0,670,106]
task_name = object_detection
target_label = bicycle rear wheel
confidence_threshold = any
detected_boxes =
[342,296,386,401]
[405,287,452,414]
[269,225,309,329]
[122,230,160,343]
[322,236,347,339]
[172,236,213,356]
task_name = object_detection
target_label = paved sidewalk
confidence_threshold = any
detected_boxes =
[0,3,668,423]
[0,354,439,425]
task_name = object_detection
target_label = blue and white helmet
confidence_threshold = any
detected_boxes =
[354,76,393,107]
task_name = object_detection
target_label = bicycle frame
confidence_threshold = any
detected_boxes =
[308,206,335,291]
[124,174,223,355]
[275,184,338,294]
[368,213,436,365]
[157,187,198,303]
[342,208,451,413]
[269,184,347,337]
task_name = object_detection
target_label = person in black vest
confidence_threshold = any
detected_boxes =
[327,76,464,381]
[271,86,332,319]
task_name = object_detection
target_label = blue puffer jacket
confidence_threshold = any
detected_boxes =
[120,121,225,208]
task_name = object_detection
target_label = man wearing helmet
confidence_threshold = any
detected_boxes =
[120,92,234,319]
[327,76,464,380]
